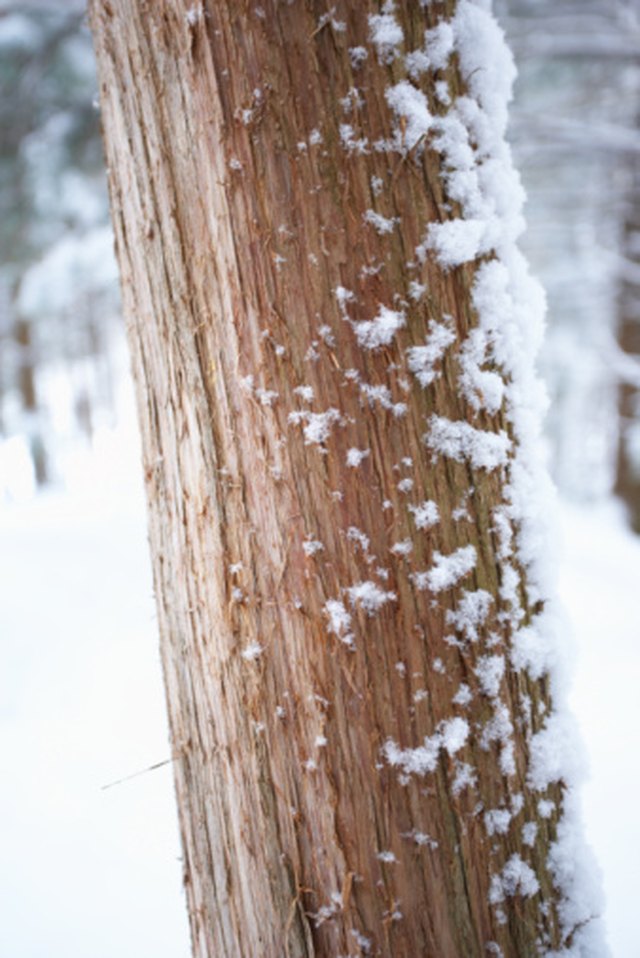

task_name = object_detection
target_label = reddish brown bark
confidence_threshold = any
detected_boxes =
[91,2,569,955]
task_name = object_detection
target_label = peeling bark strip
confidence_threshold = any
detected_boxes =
[91,2,604,957]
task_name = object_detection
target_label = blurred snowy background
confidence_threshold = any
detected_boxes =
[0,1,638,955]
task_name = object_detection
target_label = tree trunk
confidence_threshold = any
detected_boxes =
[90,2,603,956]
[616,161,640,532]
[14,314,48,485]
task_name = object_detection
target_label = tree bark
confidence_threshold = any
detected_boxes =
[14,314,48,485]
[616,161,640,532]
[90,2,599,956]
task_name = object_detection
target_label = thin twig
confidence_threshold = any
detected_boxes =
[101,757,173,791]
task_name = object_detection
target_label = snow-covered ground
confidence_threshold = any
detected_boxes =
[560,501,640,958]
[0,377,190,958]
[1,378,638,956]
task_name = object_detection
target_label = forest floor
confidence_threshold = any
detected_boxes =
[0,383,637,957]
[560,499,640,958]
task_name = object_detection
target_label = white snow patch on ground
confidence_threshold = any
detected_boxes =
[0,370,190,958]
[559,500,640,958]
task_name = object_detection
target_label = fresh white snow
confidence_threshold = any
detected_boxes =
[0,371,190,958]
[559,501,640,958]
[353,304,406,350]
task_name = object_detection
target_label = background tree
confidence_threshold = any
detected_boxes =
[615,156,640,532]
[89,2,606,957]
[499,0,640,514]
[0,1,118,490]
